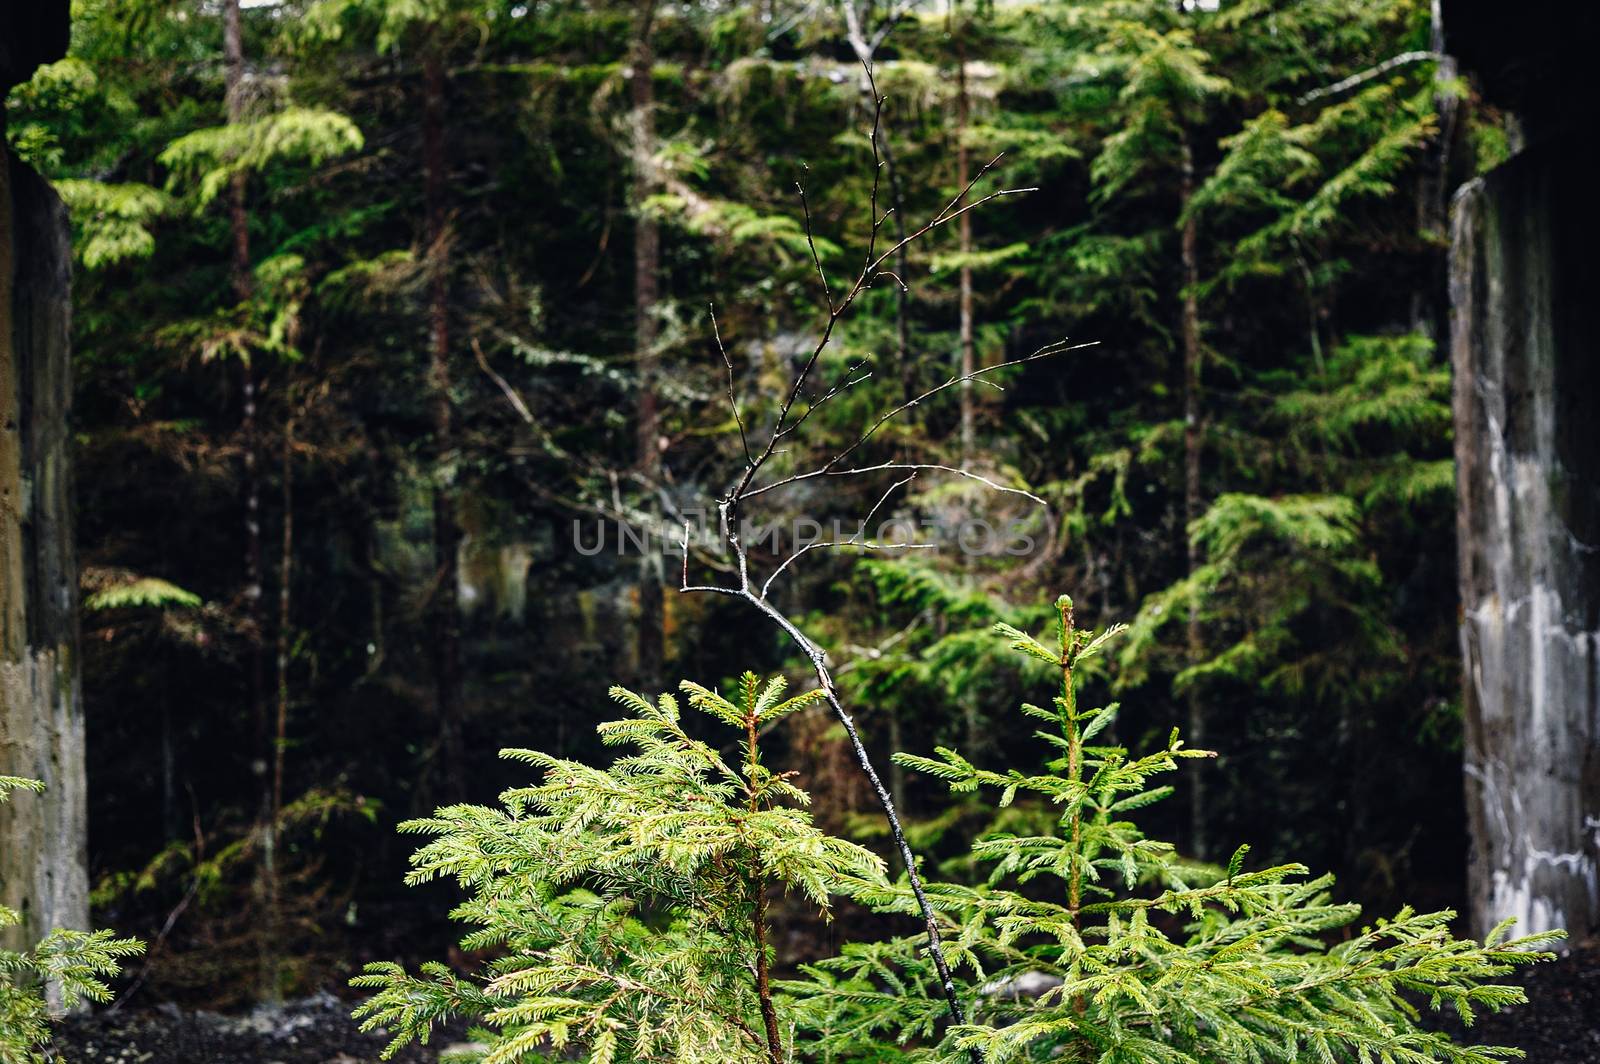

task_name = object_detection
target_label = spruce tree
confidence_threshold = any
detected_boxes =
[787,597,1556,1063]
[352,675,885,1063]
[355,598,1553,1063]
[0,778,142,1064]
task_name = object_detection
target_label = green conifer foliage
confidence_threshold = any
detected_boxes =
[352,675,885,1063]
[788,597,1556,1062]
[358,600,1552,1064]
[0,779,142,1064]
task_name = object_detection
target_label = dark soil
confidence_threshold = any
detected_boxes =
[1440,940,1600,1063]
[50,993,472,1064]
[48,945,1600,1064]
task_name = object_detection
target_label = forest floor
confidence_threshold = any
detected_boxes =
[50,992,473,1064]
[1437,939,1600,1062]
[49,943,1600,1064]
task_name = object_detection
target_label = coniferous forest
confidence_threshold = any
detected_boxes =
[3,0,1598,1061]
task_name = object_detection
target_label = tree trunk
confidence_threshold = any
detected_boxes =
[1178,134,1206,862]
[631,0,664,690]
[0,0,88,977]
[273,420,293,832]
[955,23,975,464]
[223,0,264,791]
[838,2,913,400]
[886,705,907,813]
[222,0,262,734]
[221,0,284,1003]
[422,39,466,801]
[1411,0,1459,339]
[885,134,912,398]
[1451,148,1600,944]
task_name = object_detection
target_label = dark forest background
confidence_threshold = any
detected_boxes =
[5,0,1499,1006]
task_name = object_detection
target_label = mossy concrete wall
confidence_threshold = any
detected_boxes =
[0,0,88,954]
[1447,0,1600,947]
[1451,146,1600,943]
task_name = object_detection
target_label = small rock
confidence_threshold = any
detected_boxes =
[981,970,1064,999]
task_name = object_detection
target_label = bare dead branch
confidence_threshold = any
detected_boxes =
[775,359,873,441]
[760,472,922,597]
[838,606,929,675]
[796,177,835,313]
[858,65,887,288]
[763,539,935,600]
[1296,50,1439,105]
[681,523,741,596]
[748,338,1097,499]
[673,55,1084,1051]
[783,461,1049,505]
[472,337,537,426]
[722,144,1037,522]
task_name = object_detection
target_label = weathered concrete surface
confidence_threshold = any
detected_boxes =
[1451,145,1600,943]
[1,0,88,954]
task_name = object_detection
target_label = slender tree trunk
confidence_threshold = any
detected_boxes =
[839,2,913,399]
[422,39,465,801]
[160,531,177,840]
[223,0,282,1002]
[259,418,293,1005]
[224,0,250,286]
[885,135,913,397]
[631,0,665,689]
[1178,134,1206,861]
[744,712,782,1064]
[886,704,907,814]
[1412,0,1459,340]
[223,0,264,799]
[273,420,293,830]
[224,0,261,763]
[955,23,975,463]
[160,692,176,840]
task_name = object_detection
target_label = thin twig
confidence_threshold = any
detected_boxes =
[771,457,1056,505]
[796,177,835,313]
[709,305,754,466]
[472,337,536,425]
[107,878,197,1013]
[747,339,1096,499]
[761,472,927,597]
[776,360,873,441]
[838,610,929,675]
